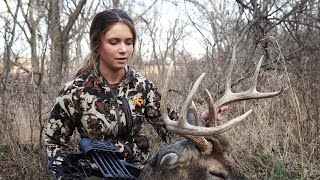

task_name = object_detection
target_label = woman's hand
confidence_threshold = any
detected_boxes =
[200,106,229,126]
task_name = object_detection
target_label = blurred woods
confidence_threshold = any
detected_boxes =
[0,0,319,179]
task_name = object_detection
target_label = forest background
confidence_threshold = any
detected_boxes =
[0,0,319,179]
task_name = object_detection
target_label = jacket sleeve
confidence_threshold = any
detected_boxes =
[43,82,79,159]
[144,81,178,143]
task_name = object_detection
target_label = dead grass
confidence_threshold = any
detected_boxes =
[0,144,50,179]
[0,61,319,179]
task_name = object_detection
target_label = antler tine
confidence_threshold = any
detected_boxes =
[160,62,174,127]
[191,101,199,126]
[225,43,237,93]
[252,56,264,89]
[180,73,206,127]
[214,55,283,109]
[205,89,215,127]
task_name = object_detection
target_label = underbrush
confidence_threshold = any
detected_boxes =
[0,62,319,179]
[0,145,50,179]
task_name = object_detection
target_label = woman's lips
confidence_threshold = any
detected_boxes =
[116,58,127,64]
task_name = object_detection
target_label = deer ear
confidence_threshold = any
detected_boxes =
[159,153,179,168]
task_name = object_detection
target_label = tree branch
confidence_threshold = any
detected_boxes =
[62,0,87,40]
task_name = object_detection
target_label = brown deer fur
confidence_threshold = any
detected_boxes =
[139,135,248,180]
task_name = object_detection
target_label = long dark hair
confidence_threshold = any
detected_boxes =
[75,9,136,76]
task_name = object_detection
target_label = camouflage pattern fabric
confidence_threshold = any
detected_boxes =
[44,66,176,167]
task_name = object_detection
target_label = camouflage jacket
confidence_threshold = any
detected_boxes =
[44,66,175,167]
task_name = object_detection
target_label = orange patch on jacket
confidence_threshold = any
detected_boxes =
[134,98,144,107]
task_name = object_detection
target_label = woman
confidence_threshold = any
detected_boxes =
[44,9,227,169]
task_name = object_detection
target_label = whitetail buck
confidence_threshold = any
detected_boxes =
[139,48,282,179]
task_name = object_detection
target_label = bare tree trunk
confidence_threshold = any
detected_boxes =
[75,34,83,68]
[2,27,11,140]
[49,0,87,86]
[49,0,63,85]
[27,0,41,85]
[1,5,19,143]
[73,0,98,69]
[112,0,120,8]
[14,0,45,85]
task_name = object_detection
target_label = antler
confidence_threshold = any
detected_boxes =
[161,48,282,155]
[161,62,252,136]
[206,52,283,127]
[161,52,282,137]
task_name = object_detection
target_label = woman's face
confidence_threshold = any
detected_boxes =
[99,22,134,72]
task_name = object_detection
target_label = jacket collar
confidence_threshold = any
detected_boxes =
[93,65,135,87]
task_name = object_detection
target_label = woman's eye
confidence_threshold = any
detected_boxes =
[126,41,133,45]
[108,39,118,45]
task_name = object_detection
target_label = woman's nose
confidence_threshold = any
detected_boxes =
[119,43,127,54]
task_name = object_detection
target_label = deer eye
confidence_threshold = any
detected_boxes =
[209,171,225,179]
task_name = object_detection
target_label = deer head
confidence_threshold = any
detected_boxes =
[139,45,282,179]
[139,135,249,180]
